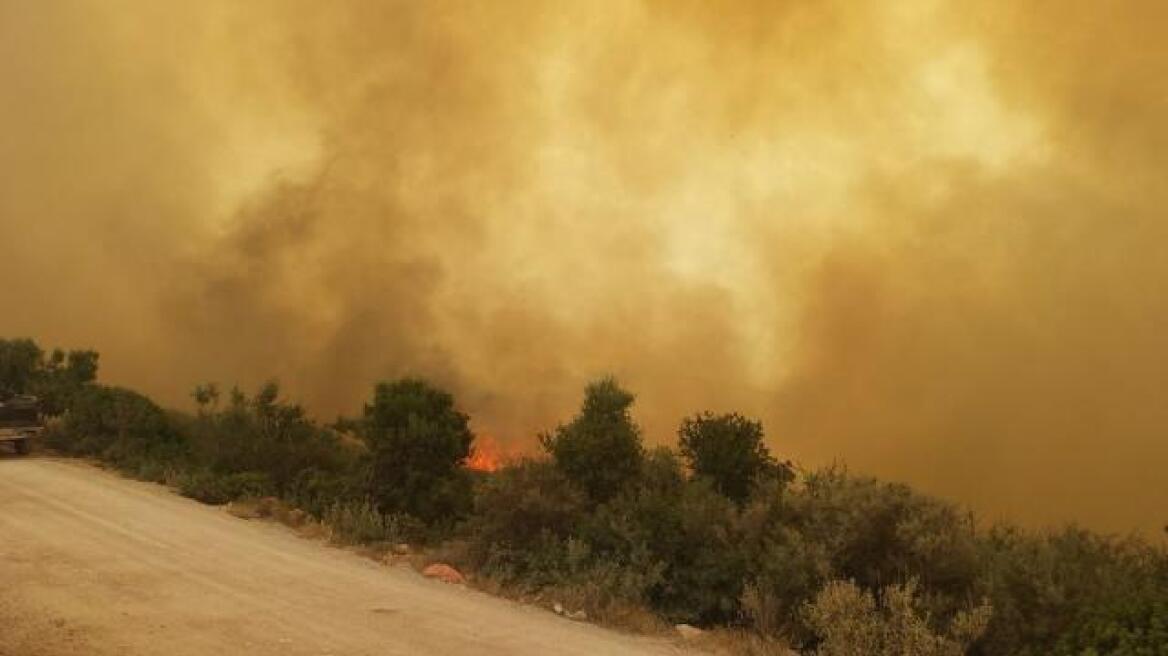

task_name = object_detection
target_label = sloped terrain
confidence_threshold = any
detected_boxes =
[0,457,681,656]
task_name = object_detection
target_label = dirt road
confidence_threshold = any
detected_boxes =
[0,457,683,656]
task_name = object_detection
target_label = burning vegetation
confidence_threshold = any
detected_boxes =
[465,435,511,473]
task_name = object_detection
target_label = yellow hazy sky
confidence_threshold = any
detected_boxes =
[2,0,1166,534]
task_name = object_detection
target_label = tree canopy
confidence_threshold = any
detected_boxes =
[0,337,99,413]
[678,411,789,505]
[541,377,644,503]
[363,378,475,523]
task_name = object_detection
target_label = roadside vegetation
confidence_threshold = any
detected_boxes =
[3,336,1166,655]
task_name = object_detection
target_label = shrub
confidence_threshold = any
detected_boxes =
[1054,591,1168,656]
[783,467,981,620]
[0,338,45,399]
[185,382,351,494]
[124,456,176,484]
[364,378,475,525]
[724,467,986,645]
[573,463,747,624]
[544,539,667,626]
[177,470,274,505]
[287,466,368,518]
[0,338,99,415]
[973,526,1168,655]
[468,457,671,621]
[535,446,748,624]
[804,579,991,656]
[60,385,187,467]
[467,458,589,585]
[678,412,791,505]
[642,478,747,624]
[540,377,644,503]
[739,520,832,639]
[32,349,99,416]
[323,499,416,545]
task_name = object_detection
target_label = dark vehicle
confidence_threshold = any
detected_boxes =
[0,395,41,455]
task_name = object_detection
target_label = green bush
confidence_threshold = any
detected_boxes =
[548,537,666,619]
[540,377,644,503]
[0,338,43,399]
[467,458,589,585]
[0,337,98,415]
[364,378,475,525]
[804,579,991,656]
[781,468,981,620]
[469,448,743,625]
[678,411,791,505]
[177,470,274,505]
[59,385,188,468]
[642,478,747,623]
[739,515,833,639]
[1055,592,1168,656]
[121,455,178,484]
[185,382,353,495]
[286,466,368,518]
[571,450,749,624]
[973,527,1168,655]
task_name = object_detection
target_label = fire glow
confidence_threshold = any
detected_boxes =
[466,434,511,472]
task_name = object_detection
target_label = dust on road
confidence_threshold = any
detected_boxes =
[0,457,683,656]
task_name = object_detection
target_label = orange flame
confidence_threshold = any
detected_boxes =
[467,434,507,472]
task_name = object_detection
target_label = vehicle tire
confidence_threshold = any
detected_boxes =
[14,439,30,455]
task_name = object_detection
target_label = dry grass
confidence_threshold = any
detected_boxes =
[226,499,262,519]
[461,573,671,636]
[461,576,803,655]
[222,495,331,541]
[225,496,288,520]
[295,518,330,540]
[217,496,795,652]
[694,629,799,656]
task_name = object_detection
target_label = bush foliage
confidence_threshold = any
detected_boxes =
[20,334,1168,656]
[804,579,992,656]
[678,411,791,505]
[1,337,99,414]
[540,377,644,503]
[364,378,475,525]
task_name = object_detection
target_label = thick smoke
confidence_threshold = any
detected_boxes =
[2,0,1165,533]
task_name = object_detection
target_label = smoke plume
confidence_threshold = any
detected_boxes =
[2,0,1166,533]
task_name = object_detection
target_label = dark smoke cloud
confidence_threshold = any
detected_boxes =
[2,0,1165,534]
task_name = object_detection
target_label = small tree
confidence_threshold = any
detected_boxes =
[364,378,474,524]
[64,350,99,386]
[35,348,100,416]
[191,382,220,414]
[0,338,99,414]
[677,412,789,505]
[541,377,644,503]
[0,338,45,399]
